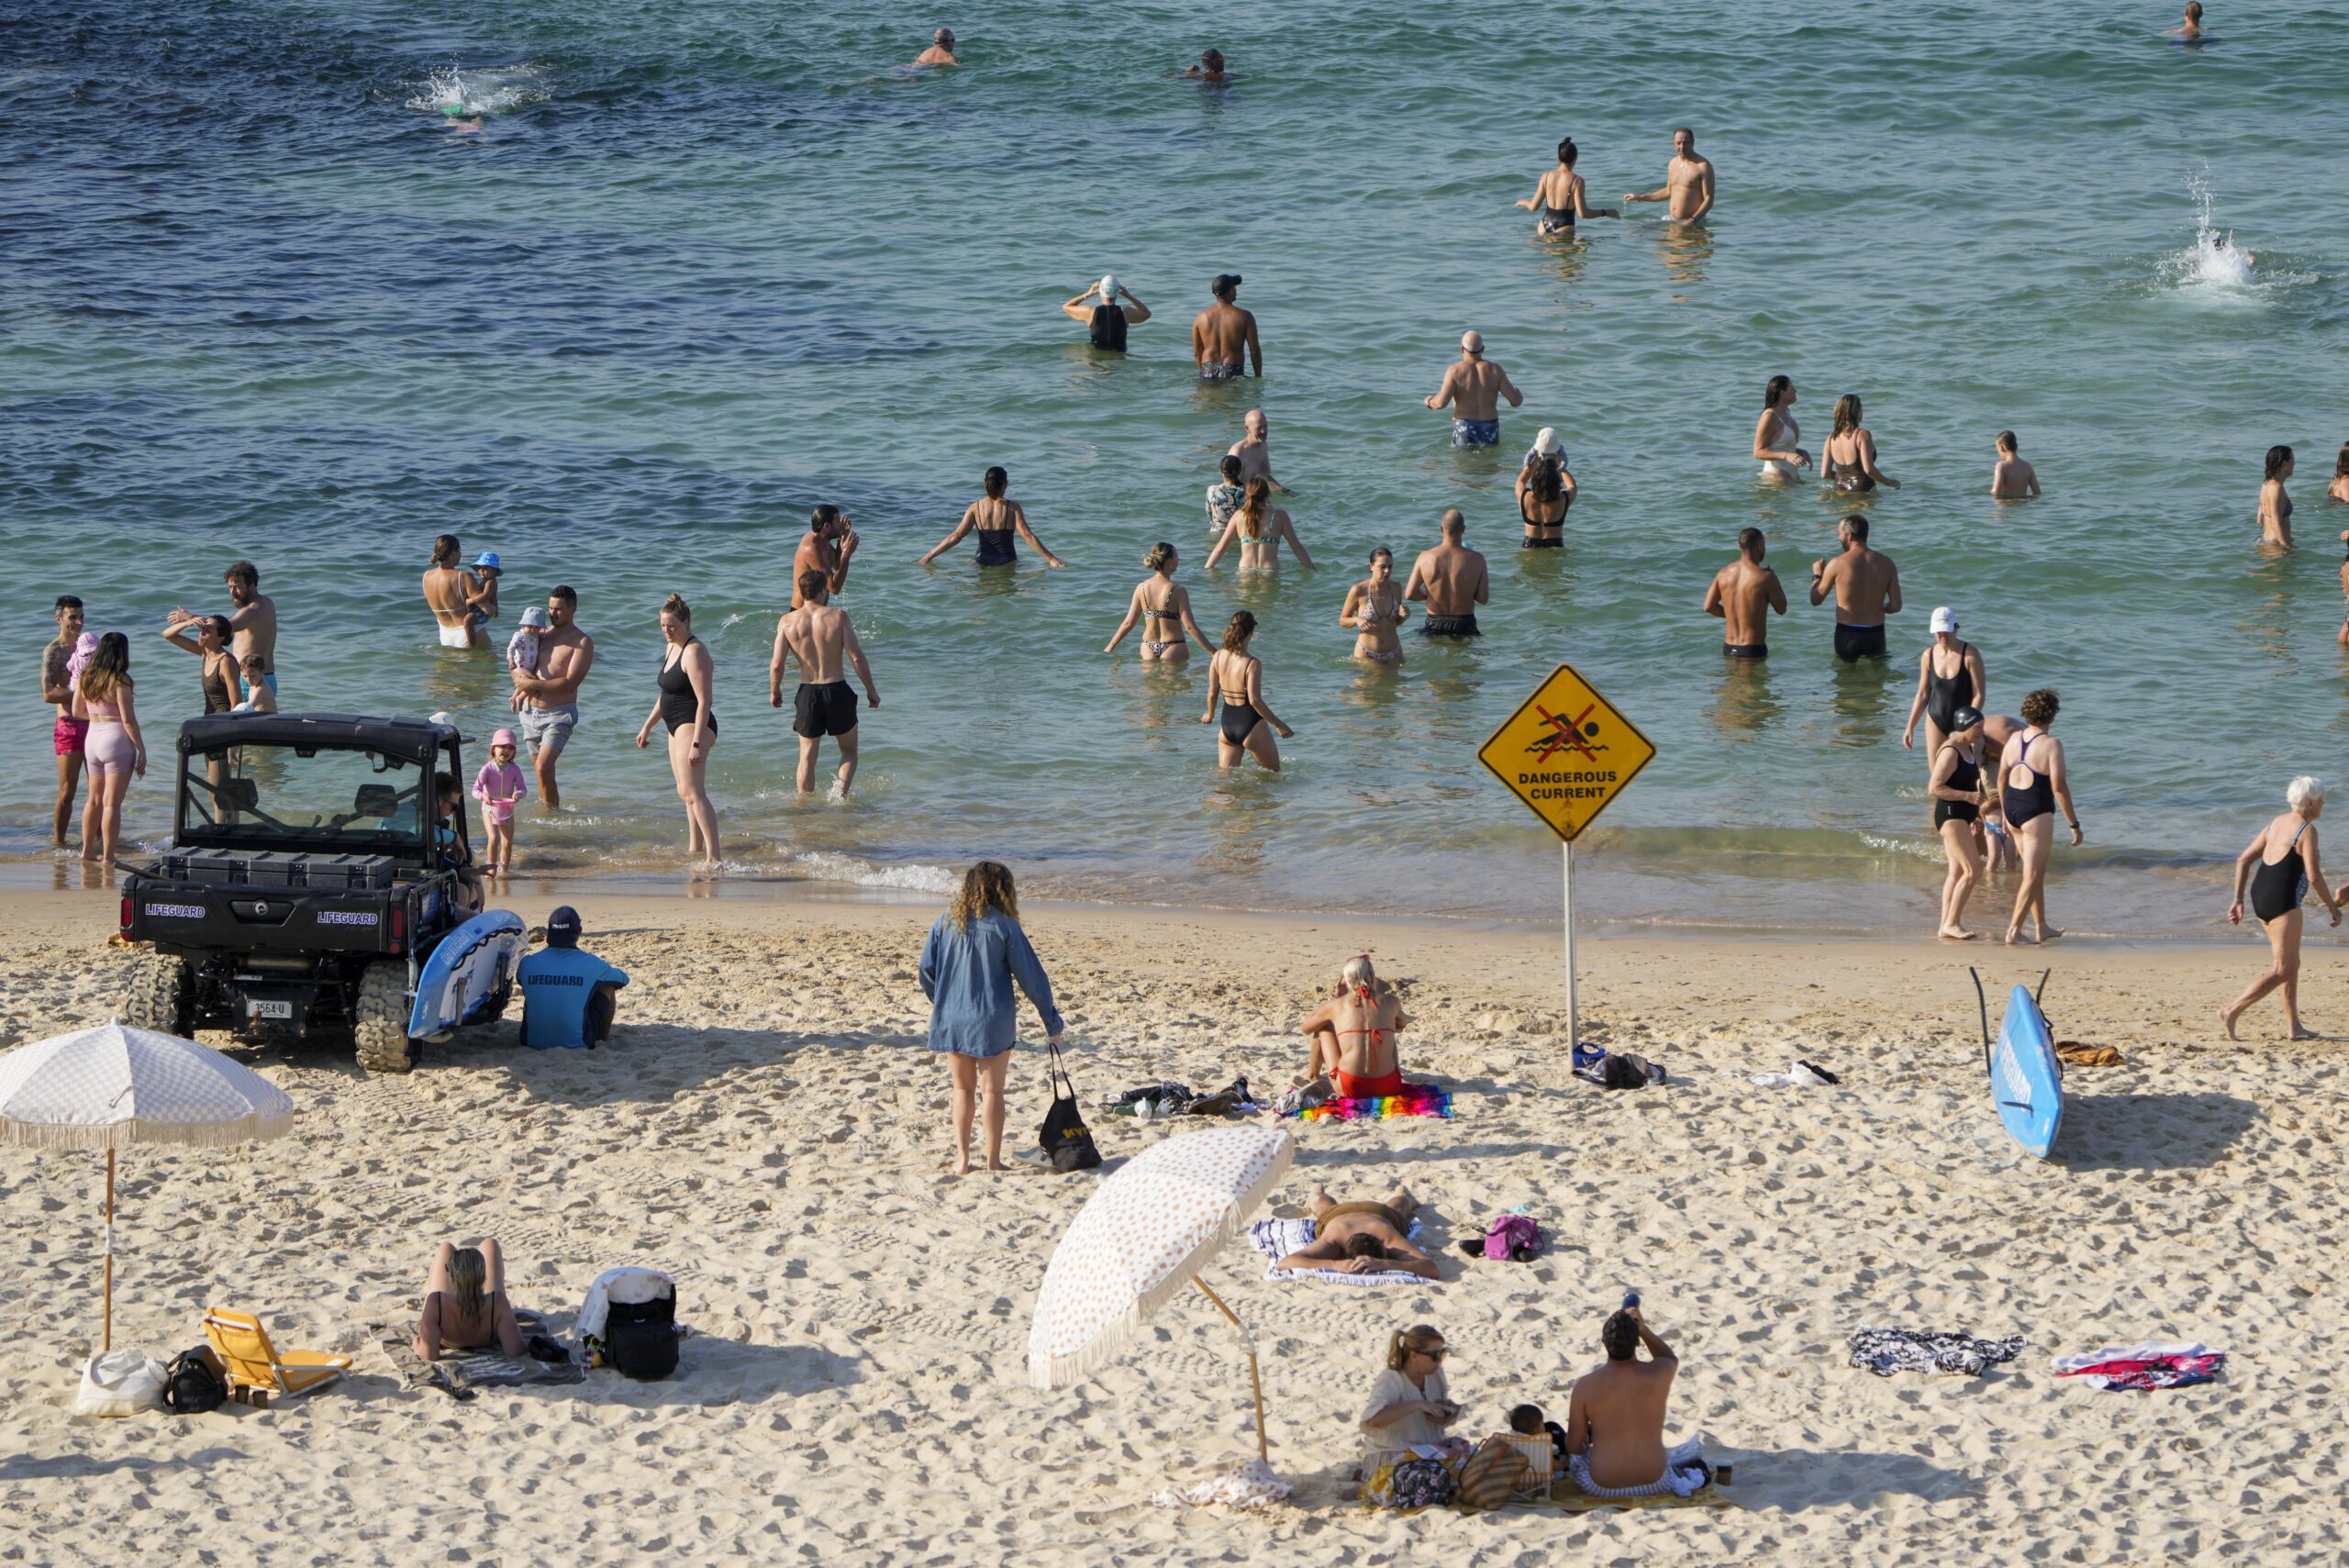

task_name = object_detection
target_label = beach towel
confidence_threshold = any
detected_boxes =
[374,1311,584,1401]
[2053,1340,2224,1391]
[1286,1084,1452,1121]
[2054,1040,2124,1067]
[1848,1326,2024,1378]
[1248,1215,1426,1285]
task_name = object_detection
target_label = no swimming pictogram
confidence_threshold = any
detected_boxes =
[1476,664,1655,842]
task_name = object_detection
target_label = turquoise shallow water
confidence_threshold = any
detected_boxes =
[6,2,2349,935]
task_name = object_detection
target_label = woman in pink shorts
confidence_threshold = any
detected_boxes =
[72,633,146,864]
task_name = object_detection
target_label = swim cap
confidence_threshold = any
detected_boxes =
[1098,273,1120,301]
[1533,428,1563,455]
[1950,706,1985,732]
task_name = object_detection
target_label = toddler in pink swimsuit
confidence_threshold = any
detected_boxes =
[472,728,529,874]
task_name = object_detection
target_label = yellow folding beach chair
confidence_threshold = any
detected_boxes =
[203,1308,352,1406]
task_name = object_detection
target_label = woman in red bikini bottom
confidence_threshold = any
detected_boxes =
[1296,954,1410,1098]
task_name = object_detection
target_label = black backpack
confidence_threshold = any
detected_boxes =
[1040,1040,1102,1173]
[606,1291,679,1381]
[161,1347,226,1414]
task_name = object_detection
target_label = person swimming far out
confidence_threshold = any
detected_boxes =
[2166,1,2204,39]
[1990,430,2041,498]
[1179,48,1231,82]
[913,28,958,66]
[1060,274,1150,350]
[1515,138,1619,237]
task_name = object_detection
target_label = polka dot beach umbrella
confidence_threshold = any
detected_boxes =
[0,1020,296,1351]
[1028,1124,1294,1475]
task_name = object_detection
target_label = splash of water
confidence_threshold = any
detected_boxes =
[404,64,552,118]
[2169,172,2257,291]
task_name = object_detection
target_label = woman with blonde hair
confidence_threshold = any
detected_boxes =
[1297,953,1411,1095]
[412,1239,524,1360]
[1104,542,1215,662]
[1206,476,1313,572]
[1359,1324,1458,1480]
[2221,775,2341,1040]
[634,594,720,870]
[918,862,1064,1175]
[1820,393,1899,494]
[73,632,145,864]
[1203,610,1293,770]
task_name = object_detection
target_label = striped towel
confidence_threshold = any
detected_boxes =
[1249,1215,1426,1286]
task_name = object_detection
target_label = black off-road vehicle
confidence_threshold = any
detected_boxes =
[118,713,493,1073]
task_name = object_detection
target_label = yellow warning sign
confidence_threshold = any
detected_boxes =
[1476,663,1655,842]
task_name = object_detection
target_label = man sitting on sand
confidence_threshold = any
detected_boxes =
[1565,1302,1681,1493]
[518,906,629,1050]
[1275,1184,1439,1280]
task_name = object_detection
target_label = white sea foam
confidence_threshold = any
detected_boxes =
[404,64,553,118]
[787,851,955,895]
[2160,172,2269,300]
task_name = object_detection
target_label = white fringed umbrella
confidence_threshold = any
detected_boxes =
[1028,1125,1293,1466]
[0,1020,296,1350]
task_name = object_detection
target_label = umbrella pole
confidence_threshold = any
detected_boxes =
[1193,1275,1267,1462]
[103,1148,115,1354]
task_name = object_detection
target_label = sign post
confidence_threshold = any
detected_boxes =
[1475,664,1656,1051]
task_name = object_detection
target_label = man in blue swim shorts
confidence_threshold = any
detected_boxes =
[511,584,595,809]
[1424,330,1521,449]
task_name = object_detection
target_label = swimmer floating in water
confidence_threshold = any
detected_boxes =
[1179,49,1232,82]
[1989,430,2040,499]
[439,104,484,132]
[2166,2,2204,39]
[913,28,958,66]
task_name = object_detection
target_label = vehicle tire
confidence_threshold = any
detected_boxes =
[352,961,418,1075]
[124,951,194,1036]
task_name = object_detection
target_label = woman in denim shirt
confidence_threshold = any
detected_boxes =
[919,861,1063,1174]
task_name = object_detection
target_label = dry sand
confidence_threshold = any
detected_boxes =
[1,887,2344,1565]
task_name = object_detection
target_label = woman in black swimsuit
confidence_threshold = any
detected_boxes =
[2222,775,2341,1040]
[1901,609,1987,762]
[634,593,721,870]
[1202,610,1292,771]
[1997,687,2079,946]
[1928,706,1991,940]
[918,466,1067,570]
[1515,434,1574,548]
[1514,138,1618,237]
[1822,394,1900,495]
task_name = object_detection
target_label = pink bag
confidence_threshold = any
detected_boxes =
[1480,1214,1542,1261]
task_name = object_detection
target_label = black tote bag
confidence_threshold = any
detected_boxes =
[1039,1040,1103,1173]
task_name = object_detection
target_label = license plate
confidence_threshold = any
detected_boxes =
[250,999,293,1020]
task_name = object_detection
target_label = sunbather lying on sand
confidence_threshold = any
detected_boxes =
[1296,953,1411,1096]
[1275,1184,1439,1278]
[414,1239,525,1361]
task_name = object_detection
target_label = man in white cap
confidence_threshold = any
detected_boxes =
[1424,331,1522,448]
[1061,275,1150,351]
[914,28,958,66]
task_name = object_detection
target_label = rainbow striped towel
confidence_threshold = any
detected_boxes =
[1286,1084,1453,1121]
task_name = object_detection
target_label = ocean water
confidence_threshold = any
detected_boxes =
[6,1,2348,936]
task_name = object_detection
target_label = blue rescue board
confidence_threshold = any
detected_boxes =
[408,909,526,1040]
[1990,983,2064,1159]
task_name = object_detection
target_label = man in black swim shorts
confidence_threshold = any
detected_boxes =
[770,568,882,797]
[1406,510,1489,638]
[1809,515,1901,663]
[1704,526,1786,658]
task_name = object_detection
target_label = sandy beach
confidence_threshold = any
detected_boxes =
[0,888,2343,1564]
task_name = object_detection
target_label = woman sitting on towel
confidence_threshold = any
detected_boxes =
[414,1240,525,1361]
[1297,953,1409,1098]
[1359,1324,1461,1480]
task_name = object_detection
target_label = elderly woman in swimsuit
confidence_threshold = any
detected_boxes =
[1295,953,1409,1096]
[1105,542,1216,662]
[1999,687,2080,946]
[2221,775,2341,1041]
[1341,548,1410,662]
[1900,606,1987,763]
[413,1239,525,1361]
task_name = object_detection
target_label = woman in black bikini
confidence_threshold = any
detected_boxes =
[1928,706,1991,940]
[1821,394,1899,495]
[1202,610,1292,771]
[1998,687,2079,946]
[918,466,1067,569]
[1104,542,1215,662]
[2222,775,2340,1040]
[1901,607,1987,762]
[633,593,721,870]
[1515,432,1574,548]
